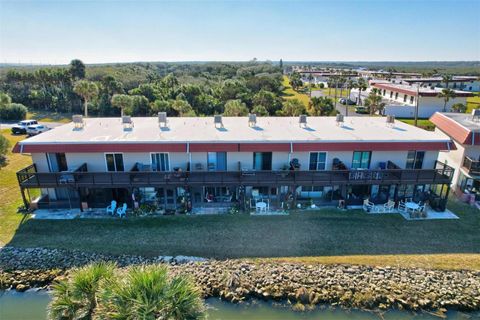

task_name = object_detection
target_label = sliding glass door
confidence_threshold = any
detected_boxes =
[253,152,272,170]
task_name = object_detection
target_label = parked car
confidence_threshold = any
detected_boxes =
[339,98,356,105]
[355,106,370,114]
[11,120,38,134]
[27,124,50,136]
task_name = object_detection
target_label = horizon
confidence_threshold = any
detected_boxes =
[1,0,479,64]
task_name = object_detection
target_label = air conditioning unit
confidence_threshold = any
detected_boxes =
[158,112,167,127]
[299,115,307,127]
[248,113,257,127]
[72,115,84,129]
[336,114,344,126]
[214,115,223,128]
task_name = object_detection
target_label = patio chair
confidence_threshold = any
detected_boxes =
[414,204,426,218]
[363,199,374,212]
[383,200,395,213]
[398,201,406,213]
[106,200,117,215]
[116,203,127,218]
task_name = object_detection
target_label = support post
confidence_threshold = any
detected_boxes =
[20,187,29,211]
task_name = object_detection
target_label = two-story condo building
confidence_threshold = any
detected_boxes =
[403,76,480,92]
[14,115,455,213]
[431,111,480,206]
[365,81,473,119]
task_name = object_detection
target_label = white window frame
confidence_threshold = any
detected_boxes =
[150,152,170,171]
[309,151,328,171]
[104,152,125,172]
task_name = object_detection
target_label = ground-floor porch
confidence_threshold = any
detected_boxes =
[23,181,451,215]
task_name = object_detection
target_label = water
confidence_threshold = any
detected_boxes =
[0,290,477,320]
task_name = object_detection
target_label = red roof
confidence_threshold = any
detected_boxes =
[430,113,480,145]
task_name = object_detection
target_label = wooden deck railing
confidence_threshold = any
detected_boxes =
[17,162,454,188]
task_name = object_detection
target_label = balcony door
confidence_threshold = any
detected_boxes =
[105,153,124,172]
[207,152,227,171]
[253,152,272,171]
[47,153,68,172]
[151,153,170,171]
[352,151,371,169]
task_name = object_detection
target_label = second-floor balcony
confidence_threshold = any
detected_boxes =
[17,161,454,189]
[462,156,480,176]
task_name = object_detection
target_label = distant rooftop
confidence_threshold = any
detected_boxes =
[403,76,478,83]
[371,82,474,97]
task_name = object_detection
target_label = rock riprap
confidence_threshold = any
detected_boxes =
[1,247,479,312]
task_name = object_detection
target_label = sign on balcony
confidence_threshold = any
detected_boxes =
[348,170,383,181]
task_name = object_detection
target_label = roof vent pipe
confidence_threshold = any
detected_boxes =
[336,114,344,126]
[72,115,85,129]
[214,115,224,128]
[299,115,307,128]
[386,115,395,127]
[248,113,257,127]
[158,112,167,127]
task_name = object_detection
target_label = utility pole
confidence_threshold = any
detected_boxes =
[414,83,420,127]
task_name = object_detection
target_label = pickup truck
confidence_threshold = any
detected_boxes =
[11,120,38,134]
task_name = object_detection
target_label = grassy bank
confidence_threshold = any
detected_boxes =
[397,118,435,131]
[1,130,479,270]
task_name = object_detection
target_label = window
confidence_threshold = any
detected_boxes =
[352,151,371,169]
[309,152,327,170]
[403,94,407,102]
[390,91,393,98]
[207,152,227,171]
[395,92,399,100]
[105,153,124,172]
[253,152,272,170]
[47,153,68,172]
[406,151,425,169]
[410,96,414,104]
[151,153,169,171]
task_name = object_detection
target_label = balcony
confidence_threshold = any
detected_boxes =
[17,161,454,189]
[462,156,480,176]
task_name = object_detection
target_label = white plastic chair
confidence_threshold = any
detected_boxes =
[363,199,374,212]
[106,200,117,215]
[398,201,406,213]
[383,200,395,213]
[116,203,127,218]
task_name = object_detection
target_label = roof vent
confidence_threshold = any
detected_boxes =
[472,109,480,122]
[214,115,224,128]
[299,115,307,127]
[158,112,167,128]
[386,115,395,127]
[122,116,134,130]
[336,114,344,126]
[72,114,84,129]
[248,113,257,127]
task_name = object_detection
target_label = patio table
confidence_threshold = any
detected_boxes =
[256,202,267,212]
[405,202,419,211]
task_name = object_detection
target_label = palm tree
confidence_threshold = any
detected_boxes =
[437,88,456,112]
[111,94,133,117]
[442,74,452,89]
[74,80,99,117]
[48,262,115,320]
[356,78,367,106]
[308,97,334,116]
[364,88,385,115]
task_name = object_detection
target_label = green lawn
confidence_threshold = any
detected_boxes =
[281,76,310,108]
[466,96,480,113]
[1,129,479,270]
[397,118,435,131]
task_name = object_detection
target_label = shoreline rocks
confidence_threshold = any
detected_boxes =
[1,247,479,312]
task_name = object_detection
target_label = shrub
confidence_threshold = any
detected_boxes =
[0,103,27,121]
[0,133,9,167]
[48,263,205,320]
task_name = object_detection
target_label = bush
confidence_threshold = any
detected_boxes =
[0,134,9,167]
[49,263,205,320]
[0,103,27,121]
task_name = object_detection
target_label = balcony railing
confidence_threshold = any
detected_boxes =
[17,161,454,189]
[462,156,480,176]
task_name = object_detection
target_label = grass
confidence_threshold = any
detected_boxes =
[1,129,479,270]
[26,110,71,123]
[281,76,310,108]
[397,118,436,131]
[0,129,35,246]
[466,95,480,113]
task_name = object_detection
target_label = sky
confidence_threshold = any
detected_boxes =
[0,0,479,64]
